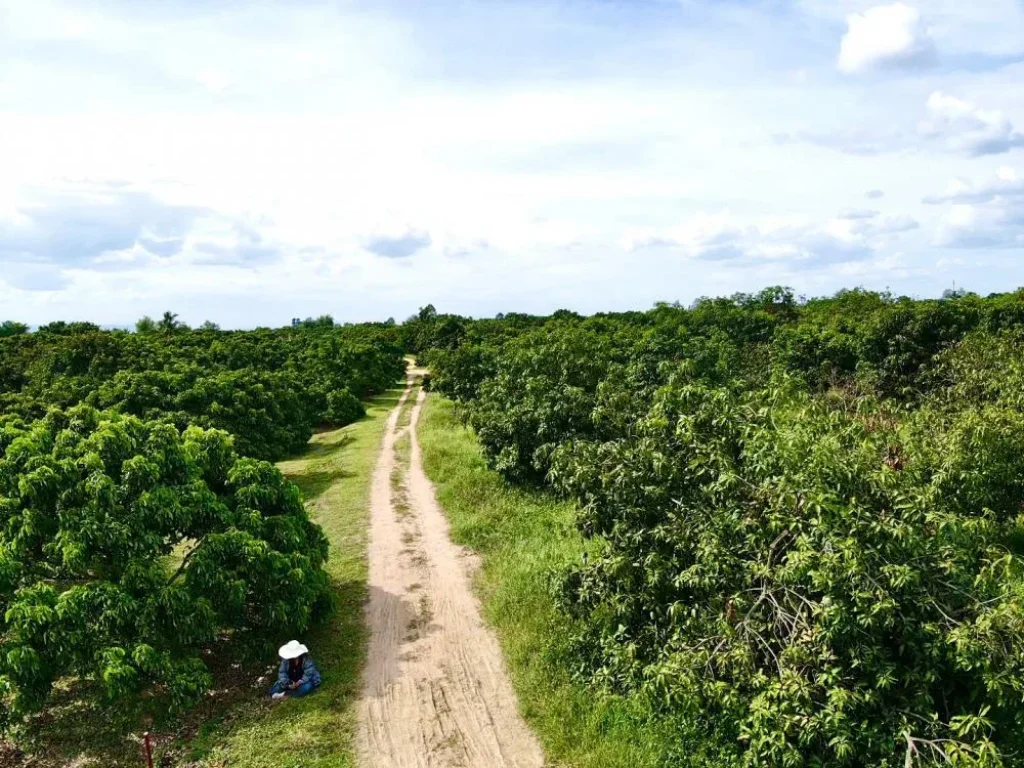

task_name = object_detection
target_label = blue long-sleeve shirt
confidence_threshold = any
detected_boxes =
[277,656,322,688]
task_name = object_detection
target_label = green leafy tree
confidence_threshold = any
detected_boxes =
[135,316,157,334]
[296,315,335,328]
[324,388,364,426]
[35,321,101,335]
[551,373,1024,765]
[89,367,319,461]
[158,312,181,334]
[0,405,329,724]
[424,286,1024,766]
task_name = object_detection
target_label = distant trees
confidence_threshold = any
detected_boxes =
[0,321,28,338]
[158,311,186,333]
[135,312,191,334]
[36,321,101,335]
[89,368,320,461]
[0,324,404,458]
[291,315,335,329]
[135,316,157,333]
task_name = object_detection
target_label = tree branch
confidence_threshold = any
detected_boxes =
[166,537,207,586]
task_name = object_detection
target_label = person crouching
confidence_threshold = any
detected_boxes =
[270,640,322,700]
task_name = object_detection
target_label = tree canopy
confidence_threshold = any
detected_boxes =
[0,406,329,722]
[424,287,1024,767]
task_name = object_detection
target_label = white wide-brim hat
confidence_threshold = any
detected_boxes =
[279,640,309,660]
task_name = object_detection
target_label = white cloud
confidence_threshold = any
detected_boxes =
[779,90,1024,159]
[362,227,433,259]
[919,92,1024,157]
[934,204,1023,248]
[625,208,918,265]
[926,168,1024,248]
[923,166,1024,204]
[838,3,936,74]
[838,209,880,220]
[0,181,281,273]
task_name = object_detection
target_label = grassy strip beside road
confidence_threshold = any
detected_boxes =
[417,395,686,768]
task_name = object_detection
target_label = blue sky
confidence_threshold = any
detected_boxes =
[1,0,1023,326]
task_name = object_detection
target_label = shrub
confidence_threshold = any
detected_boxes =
[324,388,365,426]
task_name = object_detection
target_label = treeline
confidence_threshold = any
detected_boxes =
[0,322,405,460]
[420,287,1024,767]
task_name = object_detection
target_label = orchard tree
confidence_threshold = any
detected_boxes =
[135,316,157,334]
[551,374,1024,766]
[0,405,330,724]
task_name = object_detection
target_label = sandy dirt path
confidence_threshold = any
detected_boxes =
[356,369,545,768]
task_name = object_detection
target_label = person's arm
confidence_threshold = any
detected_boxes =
[298,656,318,686]
[277,660,290,688]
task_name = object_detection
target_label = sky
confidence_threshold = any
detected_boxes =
[1,0,1023,327]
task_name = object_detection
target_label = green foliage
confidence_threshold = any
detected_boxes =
[552,374,1024,766]
[35,321,101,335]
[292,315,336,328]
[89,367,319,461]
[159,311,186,333]
[425,345,496,404]
[135,316,157,334]
[424,286,1024,766]
[0,315,401,743]
[325,389,365,427]
[0,324,405,459]
[0,405,330,725]
[0,322,28,338]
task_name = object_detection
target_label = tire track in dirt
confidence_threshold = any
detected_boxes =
[356,368,545,768]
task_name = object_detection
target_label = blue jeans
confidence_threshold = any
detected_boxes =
[269,680,317,698]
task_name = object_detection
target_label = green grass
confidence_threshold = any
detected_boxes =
[417,395,682,768]
[395,379,420,429]
[6,386,402,768]
[391,431,412,519]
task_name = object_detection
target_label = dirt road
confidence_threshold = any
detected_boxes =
[356,370,545,768]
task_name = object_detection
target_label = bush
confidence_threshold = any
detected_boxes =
[324,388,365,426]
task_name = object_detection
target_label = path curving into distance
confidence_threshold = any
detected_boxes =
[356,367,545,768]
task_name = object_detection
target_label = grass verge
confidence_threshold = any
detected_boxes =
[417,395,682,768]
